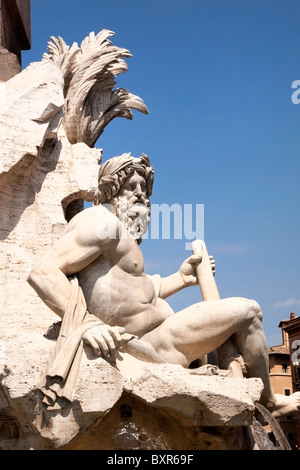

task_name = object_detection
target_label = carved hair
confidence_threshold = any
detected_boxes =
[94,154,154,205]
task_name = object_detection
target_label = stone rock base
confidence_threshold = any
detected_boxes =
[60,394,256,451]
[0,342,268,450]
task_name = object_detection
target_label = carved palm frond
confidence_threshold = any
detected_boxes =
[43,30,148,147]
[43,36,80,94]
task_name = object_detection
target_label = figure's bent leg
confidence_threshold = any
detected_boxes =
[142,297,273,397]
[141,297,300,419]
[141,297,264,369]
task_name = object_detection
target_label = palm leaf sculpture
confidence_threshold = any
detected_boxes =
[43,30,148,147]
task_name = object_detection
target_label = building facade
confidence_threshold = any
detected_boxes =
[267,313,300,449]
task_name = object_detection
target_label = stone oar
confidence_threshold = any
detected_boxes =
[191,239,220,301]
[191,239,245,377]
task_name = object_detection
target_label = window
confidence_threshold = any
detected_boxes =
[284,389,290,396]
[288,433,295,443]
[282,363,288,373]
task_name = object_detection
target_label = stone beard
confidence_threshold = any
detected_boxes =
[116,196,151,243]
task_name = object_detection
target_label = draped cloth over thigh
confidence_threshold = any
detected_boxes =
[40,275,103,408]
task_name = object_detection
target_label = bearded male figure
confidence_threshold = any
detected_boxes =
[28,153,300,418]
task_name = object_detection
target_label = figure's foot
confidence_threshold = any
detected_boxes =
[267,392,300,418]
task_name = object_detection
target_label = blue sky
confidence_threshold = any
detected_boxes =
[23,0,300,346]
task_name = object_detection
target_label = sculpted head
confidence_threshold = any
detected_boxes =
[94,153,154,243]
[94,153,154,206]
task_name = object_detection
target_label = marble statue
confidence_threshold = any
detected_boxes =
[28,153,300,420]
[1,28,295,450]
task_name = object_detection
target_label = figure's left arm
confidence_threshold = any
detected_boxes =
[159,254,215,299]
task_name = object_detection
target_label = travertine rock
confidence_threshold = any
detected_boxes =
[0,347,264,449]
[0,60,64,173]
[127,363,263,427]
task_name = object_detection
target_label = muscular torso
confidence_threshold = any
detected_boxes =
[76,208,173,337]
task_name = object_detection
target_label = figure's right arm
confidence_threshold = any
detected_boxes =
[27,207,120,319]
